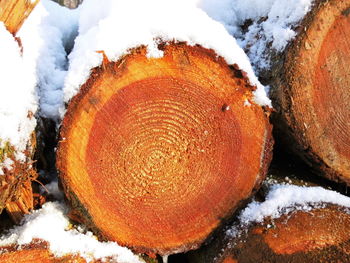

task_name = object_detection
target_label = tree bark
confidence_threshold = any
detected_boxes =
[52,0,83,9]
[0,0,39,220]
[270,0,350,184]
[57,43,273,255]
[189,205,350,263]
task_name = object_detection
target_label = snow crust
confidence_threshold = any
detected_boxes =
[18,0,80,120]
[63,0,271,112]
[226,184,350,237]
[0,202,144,263]
[199,0,314,71]
[0,23,37,165]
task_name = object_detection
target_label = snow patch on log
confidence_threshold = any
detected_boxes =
[226,184,350,237]
[18,0,79,120]
[199,0,314,71]
[0,23,37,167]
[63,0,271,113]
[0,202,144,263]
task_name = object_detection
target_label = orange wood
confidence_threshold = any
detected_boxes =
[0,241,109,263]
[256,206,350,255]
[0,0,39,35]
[313,12,350,174]
[272,0,350,184]
[189,206,350,263]
[222,257,238,263]
[57,43,272,255]
[5,180,34,223]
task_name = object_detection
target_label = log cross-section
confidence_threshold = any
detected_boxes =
[57,43,273,255]
[271,0,350,184]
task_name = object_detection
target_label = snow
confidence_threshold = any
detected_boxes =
[199,0,314,72]
[0,158,14,176]
[0,0,315,168]
[4,0,312,133]
[226,184,350,237]
[63,0,271,113]
[0,0,79,174]
[0,202,144,263]
[61,0,316,111]
[0,22,37,165]
[18,0,80,121]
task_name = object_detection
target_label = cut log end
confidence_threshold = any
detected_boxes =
[190,205,350,263]
[57,43,272,255]
[312,6,350,179]
[271,0,350,184]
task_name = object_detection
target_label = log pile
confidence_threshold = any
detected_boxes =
[0,0,349,262]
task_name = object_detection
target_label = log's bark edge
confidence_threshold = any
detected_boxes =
[270,0,350,184]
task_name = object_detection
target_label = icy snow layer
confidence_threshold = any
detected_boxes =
[0,23,37,168]
[63,0,271,115]
[226,184,350,237]
[199,0,314,71]
[18,0,80,120]
[0,202,144,263]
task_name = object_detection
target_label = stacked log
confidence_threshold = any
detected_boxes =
[186,0,350,252]
[0,240,113,263]
[270,0,350,184]
[57,43,273,255]
[189,205,350,263]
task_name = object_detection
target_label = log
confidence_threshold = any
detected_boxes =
[57,43,273,255]
[0,0,39,35]
[0,0,39,220]
[270,0,350,184]
[0,240,113,263]
[0,133,37,222]
[189,205,350,263]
